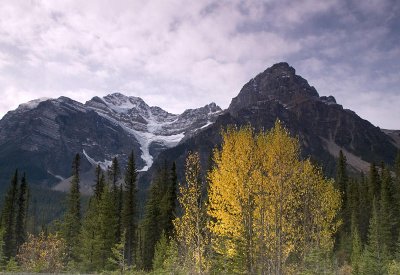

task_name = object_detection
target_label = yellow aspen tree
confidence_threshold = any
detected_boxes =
[208,120,341,274]
[207,125,258,273]
[173,152,209,274]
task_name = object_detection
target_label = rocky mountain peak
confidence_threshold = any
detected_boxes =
[16,97,51,112]
[101,93,149,114]
[229,62,319,114]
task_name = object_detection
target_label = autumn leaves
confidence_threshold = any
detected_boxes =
[176,121,341,274]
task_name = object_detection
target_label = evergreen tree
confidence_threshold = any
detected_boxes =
[165,162,178,238]
[335,151,349,259]
[358,172,369,243]
[79,196,100,272]
[336,150,348,197]
[62,153,82,263]
[109,157,121,189]
[0,170,19,259]
[158,162,172,237]
[15,173,29,251]
[94,165,105,199]
[0,227,5,267]
[395,151,400,178]
[109,157,122,243]
[97,184,119,270]
[121,150,138,267]
[367,163,380,210]
[152,231,168,271]
[351,211,362,275]
[109,230,128,274]
[380,166,394,254]
[361,198,388,274]
[393,151,400,241]
[140,161,179,270]
[142,172,162,270]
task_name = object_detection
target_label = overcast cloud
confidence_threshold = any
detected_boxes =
[0,0,399,128]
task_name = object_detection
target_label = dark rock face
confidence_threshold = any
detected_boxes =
[0,63,397,192]
[0,97,141,188]
[0,94,222,189]
[149,63,398,182]
[229,62,319,115]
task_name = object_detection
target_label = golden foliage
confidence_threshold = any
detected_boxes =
[207,121,341,273]
[173,152,209,274]
[17,232,67,273]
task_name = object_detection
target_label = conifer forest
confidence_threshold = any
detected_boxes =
[0,121,399,274]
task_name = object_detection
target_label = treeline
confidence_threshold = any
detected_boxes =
[0,120,399,274]
[0,170,29,270]
[334,149,400,274]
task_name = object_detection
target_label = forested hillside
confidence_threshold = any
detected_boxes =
[1,121,400,274]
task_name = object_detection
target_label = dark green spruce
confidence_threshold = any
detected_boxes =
[141,161,178,270]
[121,150,138,267]
[108,157,122,243]
[62,153,82,262]
[0,170,19,259]
[15,173,29,251]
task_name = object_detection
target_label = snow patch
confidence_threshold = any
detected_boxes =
[83,149,113,170]
[47,170,65,181]
[18,98,50,110]
[200,121,213,129]
[95,112,185,171]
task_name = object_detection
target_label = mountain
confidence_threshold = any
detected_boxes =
[149,62,399,180]
[0,93,221,192]
[0,62,398,194]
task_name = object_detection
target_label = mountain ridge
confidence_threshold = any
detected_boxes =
[0,62,398,193]
[0,93,222,191]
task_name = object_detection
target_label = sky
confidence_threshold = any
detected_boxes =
[0,0,399,129]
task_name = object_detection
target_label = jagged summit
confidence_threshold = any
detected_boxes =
[229,62,320,114]
[0,63,397,193]
[85,93,222,171]
[0,92,222,189]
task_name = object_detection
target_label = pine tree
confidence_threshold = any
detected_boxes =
[380,166,394,254]
[336,150,348,196]
[367,163,380,210]
[393,151,400,241]
[0,227,5,266]
[361,198,388,274]
[351,211,362,275]
[109,230,128,274]
[97,184,119,270]
[335,151,350,262]
[159,162,177,239]
[142,170,162,270]
[94,165,105,199]
[15,173,29,251]
[62,153,82,263]
[109,157,122,243]
[0,170,19,259]
[165,162,178,238]
[141,161,179,270]
[358,172,369,243]
[79,196,101,272]
[121,150,137,267]
[395,151,400,178]
[152,231,168,271]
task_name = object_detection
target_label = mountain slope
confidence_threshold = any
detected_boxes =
[0,62,397,192]
[149,63,398,181]
[0,94,221,190]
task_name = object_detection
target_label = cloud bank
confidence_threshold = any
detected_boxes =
[0,0,399,128]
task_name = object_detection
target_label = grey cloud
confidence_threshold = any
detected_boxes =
[0,0,398,128]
